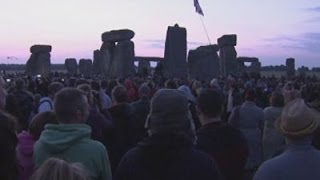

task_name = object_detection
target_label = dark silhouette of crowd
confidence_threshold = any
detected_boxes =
[1,72,320,180]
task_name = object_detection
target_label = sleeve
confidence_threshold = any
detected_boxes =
[228,106,238,127]
[99,146,112,180]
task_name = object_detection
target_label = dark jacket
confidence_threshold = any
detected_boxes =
[115,132,222,180]
[130,97,150,144]
[87,105,114,148]
[197,121,249,180]
[108,103,135,173]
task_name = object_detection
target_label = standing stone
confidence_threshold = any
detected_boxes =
[188,45,220,81]
[100,29,135,78]
[65,58,78,75]
[112,40,135,78]
[79,59,93,77]
[218,35,237,76]
[26,45,51,76]
[101,29,135,42]
[286,58,295,78]
[93,50,103,75]
[237,57,261,76]
[163,24,187,78]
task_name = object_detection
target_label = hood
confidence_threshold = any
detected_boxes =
[37,124,91,154]
[17,131,35,156]
[178,85,196,103]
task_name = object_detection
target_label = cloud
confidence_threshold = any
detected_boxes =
[263,32,320,53]
[306,6,320,12]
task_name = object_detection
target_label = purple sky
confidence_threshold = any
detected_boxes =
[0,0,320,67]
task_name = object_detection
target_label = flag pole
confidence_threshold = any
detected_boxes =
[199,15,212,45]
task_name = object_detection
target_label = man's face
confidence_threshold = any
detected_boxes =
[0,77,7,109]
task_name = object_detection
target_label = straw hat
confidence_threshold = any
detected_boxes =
[275,98,320,138]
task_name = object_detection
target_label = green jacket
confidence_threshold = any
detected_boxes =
[33,124,112,180]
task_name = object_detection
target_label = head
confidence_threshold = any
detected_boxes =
[48,82,64,99]
[77,84,94,105]
[245,89,256,102]
[270,91,285,107]
[197,89,223,124]
[284,89,300,105]
[0,110,18,180]
[165,79,177,89]
[111,85,128,104]
[29,111,58,140]
[31,158,89,180]
[276,98,320,141]
[138,83,150,99]
[178,85,195,102]
[145,89,195,143]
[15,78,25,90]
[54,88,89,124]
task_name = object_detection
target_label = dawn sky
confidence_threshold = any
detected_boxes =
[0,0,320,67]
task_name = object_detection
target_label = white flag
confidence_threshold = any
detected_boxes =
[194,0,204,16]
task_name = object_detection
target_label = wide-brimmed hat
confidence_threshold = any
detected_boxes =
[145,89,194,134]
[275,98,320,138]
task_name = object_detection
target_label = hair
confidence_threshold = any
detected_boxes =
[197,89,223,118]
[100,80,108,89]
[54,88,88,123]
[29,111,58,140]
[31,158,90,180]
[111,85,128,103]
[165,79,177,89]
[90,81,100,91]
[270,91,285,107]
[245,89,256,102]
[15,78,25,90]
[138,83,150,98]
[0,110,18,180]
[48,82,64,96]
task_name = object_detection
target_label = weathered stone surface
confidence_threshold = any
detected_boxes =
[93,50,103,75]
[79,59,92,77]
[26,45,51,76]
[65,58,78,75]
[30,45,52,53]
[101,29,135,42]
[111,40,135,78]
[100,42,115,77]
[219,46,237,75]
[218,34,237,47]
[286,58,295,78]
[163,24,187,78]
[188,45,220,81]
[237,57,261,76]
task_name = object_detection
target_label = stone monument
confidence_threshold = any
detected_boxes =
[163,24,187,78]
[79,59,92,77]
[218,35,237,76]
[100,29,135,78]
[65,58,78,75]
[188,44,220,81]
[286,58,295,78]
[26,45,52,76]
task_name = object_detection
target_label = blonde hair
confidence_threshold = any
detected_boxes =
[31,158,90,180]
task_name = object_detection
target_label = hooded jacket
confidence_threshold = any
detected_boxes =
[33,124,112,180]
[17,131,35,180]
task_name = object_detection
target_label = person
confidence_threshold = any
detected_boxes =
[130,83,151,144]
[6,78,34,131]
[254,98,320,180]
[262,92,285,161]
[228,90,264,178]
[115,89,222,180]
[17,111,58,180]
[107,85,135,173]
[37,82,64,113]
[33,88,112,180]
[196,89,249,180]
[31,158,90,180]
[0,110,18,180]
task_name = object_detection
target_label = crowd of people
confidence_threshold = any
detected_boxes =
[0,72,320,180]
